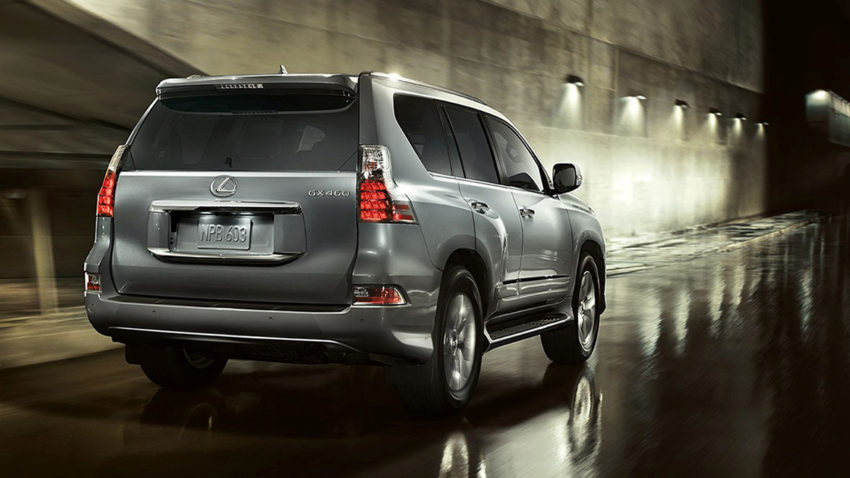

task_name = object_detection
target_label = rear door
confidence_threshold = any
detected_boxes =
[484,116,574,304]
[111,88,359,304]
[442,105,523,311]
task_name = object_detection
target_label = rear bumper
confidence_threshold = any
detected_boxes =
[85,291,436,364]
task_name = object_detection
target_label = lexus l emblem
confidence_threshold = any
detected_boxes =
[210,176,237,197]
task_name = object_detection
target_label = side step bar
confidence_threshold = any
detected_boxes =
[483,312,571,351]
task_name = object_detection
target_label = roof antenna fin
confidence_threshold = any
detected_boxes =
[279,65,288,74]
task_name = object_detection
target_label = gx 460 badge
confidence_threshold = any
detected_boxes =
[308,189,351,197]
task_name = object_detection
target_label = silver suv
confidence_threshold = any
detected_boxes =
[84,71,606,414]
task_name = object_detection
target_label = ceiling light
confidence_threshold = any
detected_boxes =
[565,74,585,87]
[675,99,690,109]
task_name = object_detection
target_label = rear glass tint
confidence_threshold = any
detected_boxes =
[393,95,452,176]
[127,91,358,172]
[445,106,499,184]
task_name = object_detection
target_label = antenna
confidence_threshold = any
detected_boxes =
[279,65,288,74]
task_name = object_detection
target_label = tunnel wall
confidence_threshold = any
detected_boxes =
[61,0,766,237]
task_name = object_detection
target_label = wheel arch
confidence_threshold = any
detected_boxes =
[579,239,606,313]
[443,248,493,318]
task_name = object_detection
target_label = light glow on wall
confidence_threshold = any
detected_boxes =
[554,83,583,129]
[617,96,646,136]
[673,106,684,127]
[671,105,687,141]
[704,112,719,143]
[810,89,830,102]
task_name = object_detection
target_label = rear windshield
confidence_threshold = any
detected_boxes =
[126,90,358,172]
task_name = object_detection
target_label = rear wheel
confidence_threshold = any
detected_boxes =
[541,253,601,363]
[393,265,483,416]
[138,346,227,389]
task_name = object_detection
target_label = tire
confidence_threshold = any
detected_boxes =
[138,345,227,389]
[393,265,483,416]
[541,253,601,363]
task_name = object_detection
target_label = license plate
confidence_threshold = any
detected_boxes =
[197,216,252,250]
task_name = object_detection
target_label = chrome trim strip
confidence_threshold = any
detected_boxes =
[148,247,301,264]
[123,170,354,178]
[108,326,361,351]
[102,294,350,315]
[148,200,301,214]
[502,275,571,285]
[429,172,552,197]
[500,287,571,302]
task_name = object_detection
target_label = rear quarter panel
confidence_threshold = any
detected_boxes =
[367,79,477,273]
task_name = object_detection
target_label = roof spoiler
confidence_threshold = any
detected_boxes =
[155,74,358,98]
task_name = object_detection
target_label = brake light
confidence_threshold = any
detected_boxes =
[359,145,416,223]
[96,171,116,216]
[96,145,127,217]
[353,285,407,305]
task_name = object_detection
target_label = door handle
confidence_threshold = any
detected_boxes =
[470,201,489,213]
[519,207,535,218]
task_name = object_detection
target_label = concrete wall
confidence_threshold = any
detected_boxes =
[0,0,195,280]
[62,0,767,236]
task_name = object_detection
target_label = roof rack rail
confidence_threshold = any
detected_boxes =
[366,72,487,106]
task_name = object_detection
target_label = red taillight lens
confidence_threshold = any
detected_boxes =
[96,145,126,217]
[85,272,101,292]
[96,170,116,217]
[353,285,406,305]
[358,145,416,224]
[359,179,391,222]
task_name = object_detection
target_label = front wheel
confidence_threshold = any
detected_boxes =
[393,265,483,416]
[541,253,601,363]
[138,345,227,389]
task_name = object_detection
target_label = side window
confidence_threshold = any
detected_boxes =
[393,95,452,176]
[444,107,499,184]
[485,117,545,192]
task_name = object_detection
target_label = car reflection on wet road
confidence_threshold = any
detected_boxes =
[1,215,848,477]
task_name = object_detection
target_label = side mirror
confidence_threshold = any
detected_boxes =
[552,163,582,194]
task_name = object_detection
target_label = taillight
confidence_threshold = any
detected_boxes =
[96,170,116,217]
[358,145,416,223]
[85,272,101,292]
[96,145,127,217]
[353,285,407,305]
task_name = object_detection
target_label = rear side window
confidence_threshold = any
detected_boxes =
[485,117,545,192]
[127,91,358,172]
[393,95,452,175]
[444,107,499,184]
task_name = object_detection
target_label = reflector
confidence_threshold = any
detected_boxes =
[353,285,406,305]
[85,272,100,292]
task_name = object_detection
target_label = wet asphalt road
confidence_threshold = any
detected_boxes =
[1,214,848,477]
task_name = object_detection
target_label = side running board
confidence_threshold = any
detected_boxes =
[483,312,571,351]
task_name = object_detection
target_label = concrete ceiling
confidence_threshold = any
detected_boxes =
[0,0,197,165]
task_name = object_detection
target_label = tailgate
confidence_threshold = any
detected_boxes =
[111,171,357,304]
